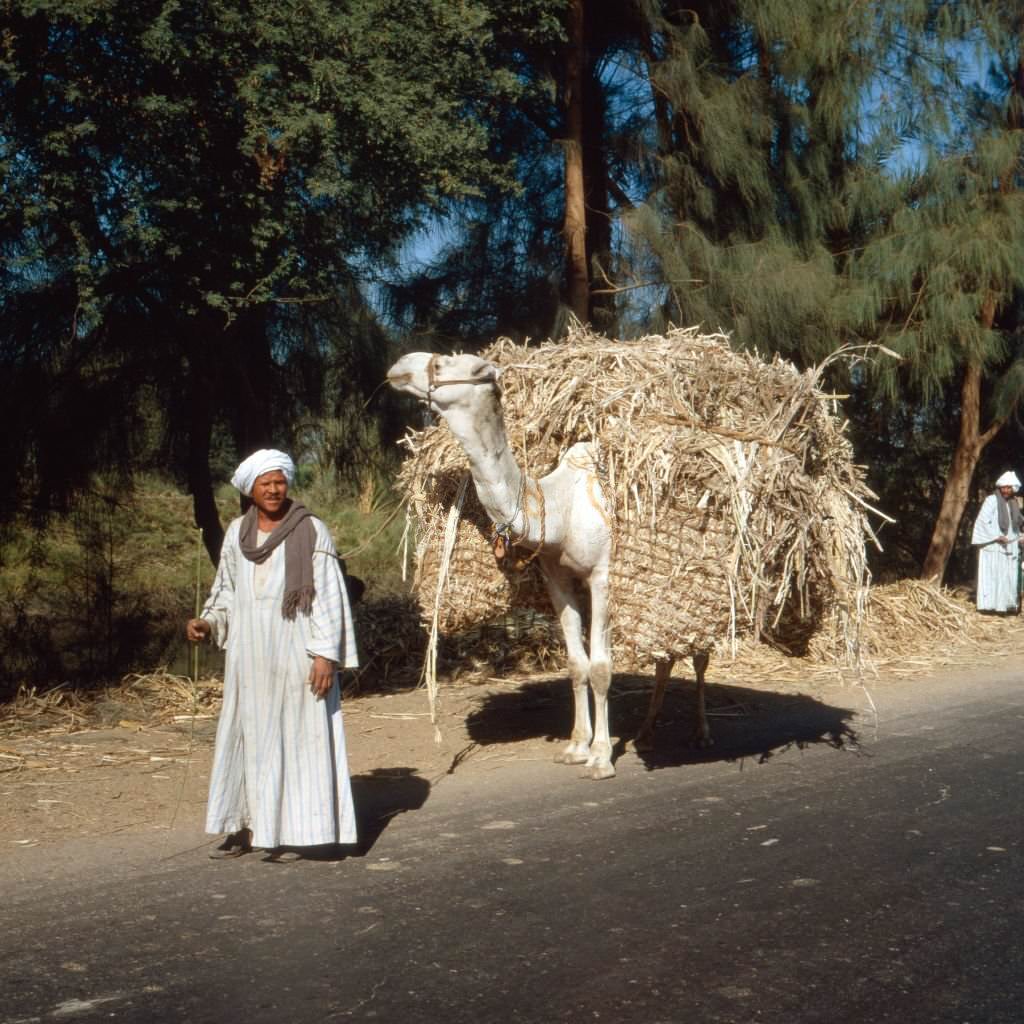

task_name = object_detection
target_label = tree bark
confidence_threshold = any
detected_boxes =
[186,355,225,565]
[920,298,1005,582]
[583,59,611,328]
[227,309,276,517]
[229,307,275,457]
[562,0,590,323]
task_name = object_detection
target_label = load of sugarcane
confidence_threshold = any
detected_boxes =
[396,325,879,669]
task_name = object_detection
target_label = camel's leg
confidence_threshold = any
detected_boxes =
[635,657,675,752]
[582,565,615,780]
[542,564,593,765]
[691,651,713,748]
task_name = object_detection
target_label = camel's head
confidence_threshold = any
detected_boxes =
[386,352,501,415]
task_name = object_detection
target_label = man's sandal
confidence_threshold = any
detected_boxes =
[209,828,253,859]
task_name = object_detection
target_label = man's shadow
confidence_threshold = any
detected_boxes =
[262,767,430,863]
[350,767,431,855]
[463,674,860,771]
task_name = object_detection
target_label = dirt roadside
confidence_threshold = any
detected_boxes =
[0,670,591,852]
[2,632,1023,856]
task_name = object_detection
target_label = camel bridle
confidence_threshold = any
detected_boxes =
[425,353,495,404]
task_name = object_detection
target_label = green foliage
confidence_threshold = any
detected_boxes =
[850,9,1024,412]
[0,472,409,698]
[2,0,520,302]
[606,0,1024,579]
[298,470,409,597]
[0,479,225,696]
[853,158,1024,405]
[0,0,536,525]
[7,0,1024,628]
[621,1,915,354]
[379,0,571,346]
[844,385,958,576]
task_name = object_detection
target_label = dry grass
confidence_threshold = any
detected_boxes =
[0,670,221,741]
[746,578,1024,681]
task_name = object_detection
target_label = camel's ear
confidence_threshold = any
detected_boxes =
[471,360,502,389]
[489,364,504,397]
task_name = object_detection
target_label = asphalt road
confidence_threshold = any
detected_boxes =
[2,667,1022,1024]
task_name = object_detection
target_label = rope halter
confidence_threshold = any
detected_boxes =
[425,353,497,405]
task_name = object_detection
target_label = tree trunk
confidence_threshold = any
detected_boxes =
[562,0,589,323]
[227,309,276,517]
[230,307,275,456]
[583,13,613,332]
[920,298,1006,582]
[186,356,225,565]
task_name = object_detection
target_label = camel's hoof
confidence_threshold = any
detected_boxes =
[554,749,590,765]
[582,762,616,781]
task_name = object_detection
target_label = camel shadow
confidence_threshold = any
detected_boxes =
[464,675,859,773]
[612,674,860,771]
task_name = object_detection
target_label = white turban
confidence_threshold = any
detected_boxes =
[230,449,296,496]
[996,470,1021,491]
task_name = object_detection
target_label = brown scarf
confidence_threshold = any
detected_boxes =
[238,500,316,619]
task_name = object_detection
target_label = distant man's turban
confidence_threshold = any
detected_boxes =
[230,449,296,496]
[996,470,1021,491]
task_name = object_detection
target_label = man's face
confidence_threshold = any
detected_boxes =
[999,485,1016,499]
[251,470,289,518]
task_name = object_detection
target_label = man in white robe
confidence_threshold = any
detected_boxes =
[971,470,1024,614]
[186,449,359,857]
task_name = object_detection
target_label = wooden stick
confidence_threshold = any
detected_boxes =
[192,528,203,684]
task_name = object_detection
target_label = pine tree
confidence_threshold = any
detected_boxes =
[613,1,1024,580]
[625,1,935,357]
[851,4,1024,581]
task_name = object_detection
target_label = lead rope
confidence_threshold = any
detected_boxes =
[492,473,546,568]
[515,479,546,567]
[514,421,545,566]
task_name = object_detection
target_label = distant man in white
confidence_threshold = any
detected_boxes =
[186,449,359,858]
[971,470,1024,614]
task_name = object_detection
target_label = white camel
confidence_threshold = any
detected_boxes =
[387,351,711,779]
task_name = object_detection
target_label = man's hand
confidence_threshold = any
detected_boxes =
[186,618,211,643]
[308,655,337,699]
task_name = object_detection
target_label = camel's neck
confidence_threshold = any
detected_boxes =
[441,399,528,529]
